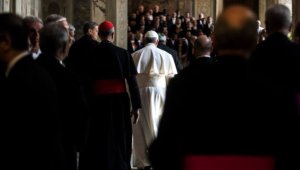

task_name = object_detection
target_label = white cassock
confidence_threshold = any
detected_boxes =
[131,43,177,168]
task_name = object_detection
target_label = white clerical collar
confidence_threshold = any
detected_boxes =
[195,55,211,59]
[5,51,29,77]
[146,43,156,47]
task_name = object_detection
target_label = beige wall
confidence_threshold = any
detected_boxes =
[195,0,215,19]
[128,0,178,15]
[0,0,41,17]
[91,0,106,24]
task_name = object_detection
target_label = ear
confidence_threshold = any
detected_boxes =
[111,32,115,41]
[88,28,93,35]
[0,34,11,52]
[155,39,159,46]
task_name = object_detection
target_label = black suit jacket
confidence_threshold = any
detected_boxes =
[1,54,65,170]
[65,35,99,98]
[158,43,182,72]
[150,54,300,170]
[250,32,300,123]
[37,53,89,152]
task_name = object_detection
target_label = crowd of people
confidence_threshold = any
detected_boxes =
[128,4,215,67]
[0,3,300,170]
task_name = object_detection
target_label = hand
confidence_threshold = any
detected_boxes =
[131,109,140,124]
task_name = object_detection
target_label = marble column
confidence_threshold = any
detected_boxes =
[73,0,91,39]
[258,0,267,27]
[266,0,278,7]
[106,0,128,49]
[65,0,73,23]
[3,0,10,12]
[293,0,300,25]
[215,0,223,19]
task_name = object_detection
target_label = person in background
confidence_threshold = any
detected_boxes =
[150,5,296,170]
[65,21,99,97]
[79,20,141,170]
[157,33,182,71]
[0,13,65,170]
[257,20,264,34]
[250,5,300,169]
[45,14,69,29]
[69,24,76,46]
[131,30,177,170]
[190,35,213,65]
[23,16,43,59]
[37,22,88,170]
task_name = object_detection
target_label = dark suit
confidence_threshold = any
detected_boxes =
[158,43,182,72]
[150,53,300,170]
[37,53,88,170]
[249,32,300,170]
[80,40,141,170]
[65,35,99,98]
[1,54,65,170]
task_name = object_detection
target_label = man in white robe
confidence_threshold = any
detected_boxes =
[131,31,177,170]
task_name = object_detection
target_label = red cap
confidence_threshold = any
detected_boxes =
[99,20,114,32]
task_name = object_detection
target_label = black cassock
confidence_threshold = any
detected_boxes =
[80,40,141,170]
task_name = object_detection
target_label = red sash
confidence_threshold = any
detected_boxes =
[184,155,274,170]
[93,79,126,94]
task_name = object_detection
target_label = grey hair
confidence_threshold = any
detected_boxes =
[45,14,66,25]
[144,37,157,44]
[69,24,75,32]
[265,4,292,31]
[40,23,69,55]
[23,16,43,25]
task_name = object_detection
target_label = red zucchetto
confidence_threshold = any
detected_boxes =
[99,20,114,32]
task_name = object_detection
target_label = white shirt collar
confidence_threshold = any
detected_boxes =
[32,49,41,60]
[5,51,29,77]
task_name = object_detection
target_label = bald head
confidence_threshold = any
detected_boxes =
[214,5,257,56]
[193,35,212,57]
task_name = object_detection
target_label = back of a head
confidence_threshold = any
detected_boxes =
[194,35,212,55]
[23,16,43,27]
[214,5,257,54]
[44,14,69,30]
[144,30,159,44]
[40,23,69,55]
[0,13,28,51]
[158,33,167,43]
[45,14,65,25]
[98,20,115,38]
[265,4,291,34]
[83,21,98,34]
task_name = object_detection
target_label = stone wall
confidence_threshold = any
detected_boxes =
[196,0,214,19]
[72,0,91,39]
[128,0,178,15]
[91,0,106,24]
[0,0,41,17]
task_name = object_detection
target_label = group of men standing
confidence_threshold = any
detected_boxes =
[1,3,300,170]
[0,12,177,170]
